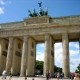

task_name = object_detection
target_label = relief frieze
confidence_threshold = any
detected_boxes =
[0,26,80,37]
[23,30,29,34]
[27,28,42,33]
[13,30,23,35]
[42,28,50,32]
[8,31,13,35]
[26,18,47,25]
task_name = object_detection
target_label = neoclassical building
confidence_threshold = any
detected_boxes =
[0,15,80,78]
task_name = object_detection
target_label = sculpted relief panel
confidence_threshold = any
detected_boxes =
[24,16,50,25]
[26,18,47,25]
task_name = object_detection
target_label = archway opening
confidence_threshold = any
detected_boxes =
[36,43,44,77]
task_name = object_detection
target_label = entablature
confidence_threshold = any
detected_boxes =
[0,25,80,37]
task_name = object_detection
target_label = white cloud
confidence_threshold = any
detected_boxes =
[54,43,62,49]
[0,0,11,14]
[54,43,62,67]
[75,44,79,48]
[70,57,80,72]
[0,0,5,5]
[69,42,79,49]
[0,0,11,5]
[0,7,4,14]
[36,52,44,61]
[70,50,79,56]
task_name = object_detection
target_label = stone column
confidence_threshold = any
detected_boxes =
[44,34,50,77]
[62,33,70,78]
[6,37,14,72]
[20,36,28,76]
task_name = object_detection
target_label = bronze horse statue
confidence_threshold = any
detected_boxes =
[28,9,39,17]
[39,7,48,16]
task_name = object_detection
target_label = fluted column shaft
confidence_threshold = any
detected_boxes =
[62,33,70,78]
[6,37,14,72]
[44,34,50,77]
[20,36,28,76]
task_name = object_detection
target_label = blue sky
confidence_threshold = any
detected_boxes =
[0,0,80,72]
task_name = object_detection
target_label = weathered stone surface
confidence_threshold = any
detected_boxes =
[6,37,14,72]
[0,26,80,37]
[24,16,50,25]
[20,36,28,76]
[0,21,23,28]
[0,15,80,77]
[62,33,70,78]
[44,34,50,77]
[50,15,80,24]
[0,15,80,38]
[0,15,80,28]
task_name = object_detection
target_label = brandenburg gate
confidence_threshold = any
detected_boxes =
[0,15,80,78]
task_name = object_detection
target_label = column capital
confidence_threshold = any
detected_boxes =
[23,35,28,42]
[8,37,14,44]
[9,36,14,39]
[45,34,50,40]
[8,36,14,39]
[62,33,69,41]
[62,33,68,36]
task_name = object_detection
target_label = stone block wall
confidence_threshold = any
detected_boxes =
[0,21,24,28]
[50,15,80,24]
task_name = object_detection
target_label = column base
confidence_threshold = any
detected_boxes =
[64,76,70,79]
[20,75,26,77]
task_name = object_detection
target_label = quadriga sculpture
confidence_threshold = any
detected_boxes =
[28,4,48,17]
[44,7,48,15]
[28,9,39,17]
[33,9,39,17]
[28,10,33,17]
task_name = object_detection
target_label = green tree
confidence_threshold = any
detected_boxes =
[54,65,62,73]
[75,64,80,73]
[35,60,43,74]
[35,60,62,74]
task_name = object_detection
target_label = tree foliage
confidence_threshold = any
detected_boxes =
[35,60,62,74]
[35,60,43,74]
[54,65,62,73]
[75,64,80,73]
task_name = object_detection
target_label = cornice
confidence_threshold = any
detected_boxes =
[0,22,80,31]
